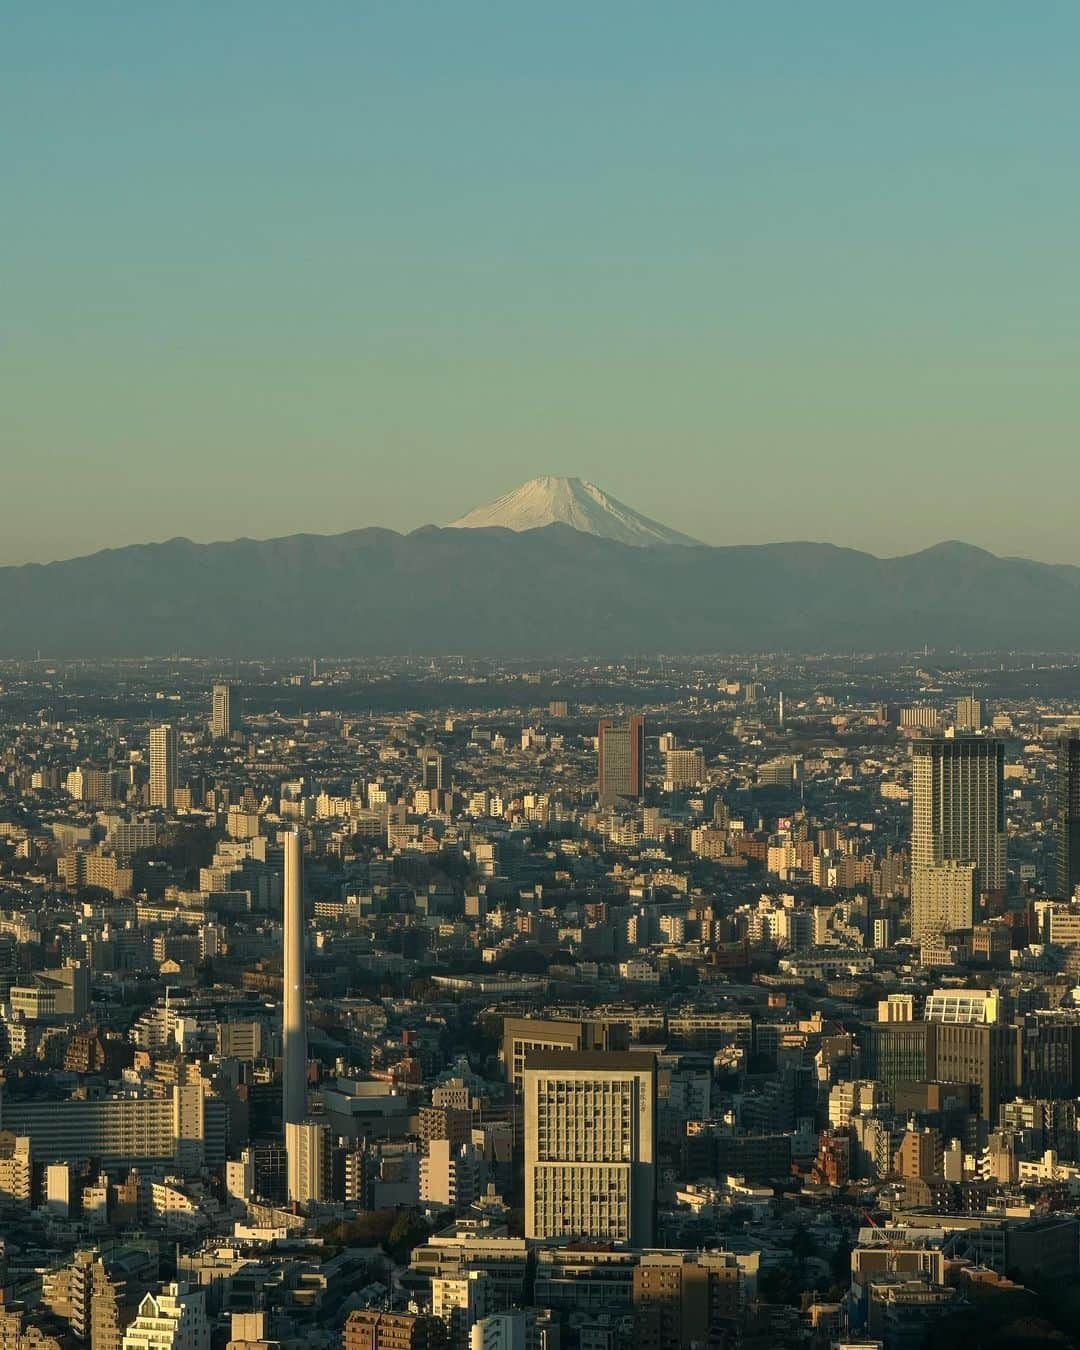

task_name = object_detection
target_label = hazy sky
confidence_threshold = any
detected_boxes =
[4,3,1079,566]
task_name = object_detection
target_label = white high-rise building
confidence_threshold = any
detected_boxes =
[149,724,178,809]
[122,1285,208,1350]
[286,1119,330,1205]
[523,1049,655,1246]
[210,683,232,739]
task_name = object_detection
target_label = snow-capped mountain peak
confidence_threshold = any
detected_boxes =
[449,476,700,548]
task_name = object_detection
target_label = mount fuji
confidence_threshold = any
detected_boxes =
[450,476,701,548]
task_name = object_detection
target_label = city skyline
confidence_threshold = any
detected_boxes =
[6,4,1080,566]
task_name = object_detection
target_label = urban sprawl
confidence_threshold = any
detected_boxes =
[3,655,1080,1350]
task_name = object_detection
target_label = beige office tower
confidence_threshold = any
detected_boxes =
[955,694,984,732]
[524,1049,655,1247]
[282,832,307,1130]
[211,683,232,739]
[148,724,178,809]
[911,737,1005,934]
[911,860,978,942]
[286,1120,330,1205]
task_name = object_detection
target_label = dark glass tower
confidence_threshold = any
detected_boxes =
[1057,737,1080,898]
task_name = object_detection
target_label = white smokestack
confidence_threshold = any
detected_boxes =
[282,830,307,1129]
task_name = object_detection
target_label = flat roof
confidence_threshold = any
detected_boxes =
[523,1049,655,1072]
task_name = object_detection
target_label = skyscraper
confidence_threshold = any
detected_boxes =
[148,724,178,809]
[282,831,307,1131]
[210,683,232,739]
[523,1048,656,1246]
[911,736,1006,936]
[1056,736,1080,899]
[598,715,645,807]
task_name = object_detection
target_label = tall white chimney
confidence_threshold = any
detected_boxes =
[282,830,307,1129]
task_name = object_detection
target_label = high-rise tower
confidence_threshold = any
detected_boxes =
[1056,736,1080,899]
[210,683,232,739]
[282,831,307,1130]
[597,716,645,807]
[911,736,1006,938]
[148,724,178,809]
[418,746,445,790]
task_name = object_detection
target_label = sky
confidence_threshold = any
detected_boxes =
[4,2,1079,566]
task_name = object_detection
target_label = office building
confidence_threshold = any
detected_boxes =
[523,1049,656,1246]
[282,831,307,1130]
[933,1021,1021,1115]
[911,737,1006,932]
[419,747,446,791]
[210,683,232,739]
[598,715,645,806]
[8,962,90,1021]
[122,1286,208,1350]
[502,1015,628,1102]
[664,748,705,789]
[1056,736,1080,899]
[955,694,984,731]
[149,724,178,810]
[911,860,977,942]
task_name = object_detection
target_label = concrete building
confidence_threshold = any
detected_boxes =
[8,962,90,1021]
[420,1138,483,1214]
[344,1310,448,1350]
[598,716,645,806]
[0,1131,31,1209]
[149,724,178,810]
[664,748,705,789]
[121,1286,208,1350]
[911,861,977,943]
[0,1083,221,1169]
[911,738,1006,933]
[468,1313,524,1350]
[523,1048,656,1246]
[1057,736,1080,899]
[285,1120,330,1206]
[210,684,232,740]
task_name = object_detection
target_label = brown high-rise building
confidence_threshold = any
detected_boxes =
[343,1310,447,1350]
[598,715,645,806]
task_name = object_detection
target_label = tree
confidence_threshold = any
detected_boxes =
[385,1210,430,1263]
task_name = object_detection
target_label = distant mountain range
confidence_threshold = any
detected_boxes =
[3,490,1080,656]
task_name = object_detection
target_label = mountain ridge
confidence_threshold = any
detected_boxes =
[2,521,1080,656]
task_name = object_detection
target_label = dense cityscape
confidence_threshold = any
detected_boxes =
[1,654,1080,1349]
